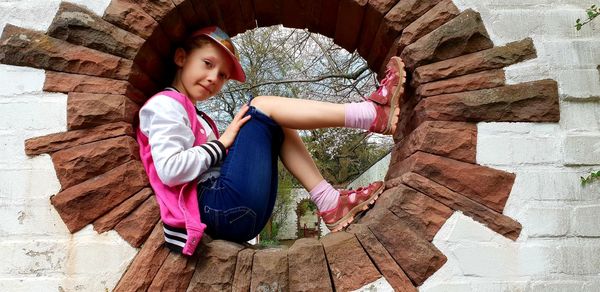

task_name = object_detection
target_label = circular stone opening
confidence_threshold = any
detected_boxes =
[195,25,393,249]
[1,0,561,290]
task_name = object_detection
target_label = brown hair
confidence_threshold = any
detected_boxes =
[180,34,214,53]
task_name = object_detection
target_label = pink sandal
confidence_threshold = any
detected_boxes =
[367,56,406,135]
[318,181,384,232]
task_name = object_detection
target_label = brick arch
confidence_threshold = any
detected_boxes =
[295,197,322,239]
[0,0,559,290]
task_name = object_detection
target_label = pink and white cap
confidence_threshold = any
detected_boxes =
[191,26,246,83]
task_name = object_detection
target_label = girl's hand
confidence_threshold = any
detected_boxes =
[218,104,252,148]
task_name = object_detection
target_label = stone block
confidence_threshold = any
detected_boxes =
[410,79,560,130]
[188,240,244,291]
[232,248,255,292]
[321,231,381,291]
[93,187,153,233]
[387,151,515,213]
[356,0,399,59]
[44,71,147,105]
[287,238,333,292]
[113,223,170,291]
[364,208,446,285]
[334,0,368,52]
[50,160,149,233]
[401,172,522,240]
[347,224,417,292]
[114,195,161,247]
[398,0,459,49]
[50,136,139,190]
[416,69,505,98]
[24,122,134,156]
[103,0,159,39]
[67,93,140,130]
[251,247,289,292]
[148,251,197,291]
[391,120,477,164]
[413,38,536,85]
[368,0,441,70]
[48,2,145,60]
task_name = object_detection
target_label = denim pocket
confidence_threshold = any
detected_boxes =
[204,205,257,241]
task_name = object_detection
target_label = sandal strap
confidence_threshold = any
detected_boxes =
[368,103,391,134]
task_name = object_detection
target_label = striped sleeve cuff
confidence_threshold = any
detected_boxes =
[199,140,227,167]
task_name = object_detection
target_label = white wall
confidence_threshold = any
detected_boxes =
[420,1,600,291]
[0,1,135,291]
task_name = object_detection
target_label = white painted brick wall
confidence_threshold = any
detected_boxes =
[1,0,600,291]
[0,1,135,291]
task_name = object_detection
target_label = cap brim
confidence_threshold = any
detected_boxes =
[204,35,246,83]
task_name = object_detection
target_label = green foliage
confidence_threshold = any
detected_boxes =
[257,160,296,243]
[575,4,599,30]
[573,5,600,187]
[297,199,317,217]
[256,236,280,248]
[581,170,600,186]
[302,127,392,185]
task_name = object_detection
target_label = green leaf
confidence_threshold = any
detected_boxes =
[588,10,595,18]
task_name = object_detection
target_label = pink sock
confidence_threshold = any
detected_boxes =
[309,179,339,212]
[344,101,376,130]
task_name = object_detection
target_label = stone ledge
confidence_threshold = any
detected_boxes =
[416,69,506,99]
[413,38,536,85]
[44,71,147,105]
[409,79,560,131]
[386,151,515,213]
[401,172,522,240]
[24,122,134,156]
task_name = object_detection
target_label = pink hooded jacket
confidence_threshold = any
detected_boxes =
[136,90,221,256]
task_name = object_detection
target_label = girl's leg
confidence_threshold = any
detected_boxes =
[279,127,340,212]
[250,96,347,129]
[278,127,324,191]
[248,56,406,133]
[278,126,384,232]
[198,101,284,242]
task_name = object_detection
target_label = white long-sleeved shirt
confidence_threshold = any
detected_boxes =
[138,92,223,187]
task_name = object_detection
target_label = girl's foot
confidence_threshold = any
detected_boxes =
[317,181,384,232]
[367,56,406,135]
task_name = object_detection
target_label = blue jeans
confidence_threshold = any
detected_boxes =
[197,95,284,243]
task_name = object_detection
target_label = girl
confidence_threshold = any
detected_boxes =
[136,26,405,256]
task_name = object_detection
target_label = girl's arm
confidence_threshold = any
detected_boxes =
[139,95,226,187]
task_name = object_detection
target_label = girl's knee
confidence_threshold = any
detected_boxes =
[249,95,272,116]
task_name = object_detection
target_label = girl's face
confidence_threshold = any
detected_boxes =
[172,42,233,103]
